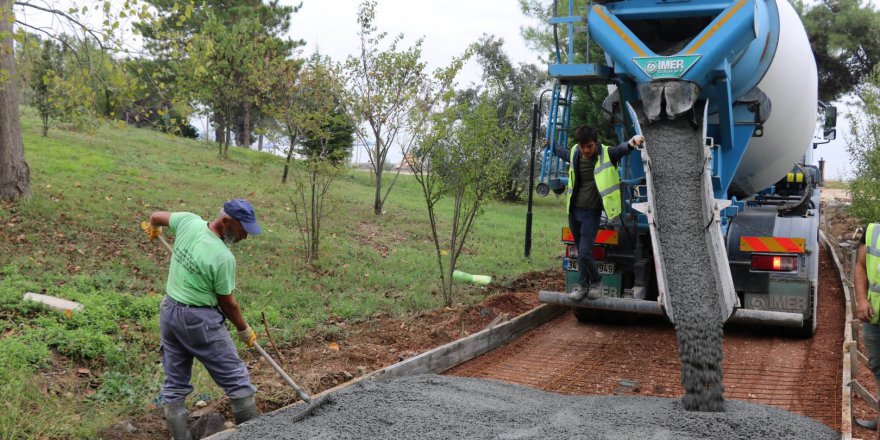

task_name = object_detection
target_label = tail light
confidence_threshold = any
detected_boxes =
[565,245,607,261]
[592,246,606,261]
[751,254,797,272]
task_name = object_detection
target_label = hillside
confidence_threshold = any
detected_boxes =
[0,108,566,438]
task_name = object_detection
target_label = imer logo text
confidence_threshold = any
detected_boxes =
[633,55,701,79]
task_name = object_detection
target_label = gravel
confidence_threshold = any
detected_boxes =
[217,375,838,440]
[644,118,726,411]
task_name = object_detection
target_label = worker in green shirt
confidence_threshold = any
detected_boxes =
[144,199,262,440]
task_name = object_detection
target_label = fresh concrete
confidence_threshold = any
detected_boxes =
[644,118,725,411]
[216,375,838,439]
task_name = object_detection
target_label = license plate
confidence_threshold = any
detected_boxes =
[563,258,578,271]
[598,262,615,275]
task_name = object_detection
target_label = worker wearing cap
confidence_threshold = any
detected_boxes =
[143,199,263,440]
[856,223,880,439]
[551,126,644,301]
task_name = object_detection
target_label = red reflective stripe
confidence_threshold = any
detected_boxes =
[775,237,804,253]
[595,230,615,244]
[743,237,770,252]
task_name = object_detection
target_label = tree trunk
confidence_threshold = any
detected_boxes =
[242,102,251,150]
[282,136,294,183]
[374,167,383,215]
[310,168,318,260]
[258,133,264,152]
[214,112,224,146]
[0,0,31,200]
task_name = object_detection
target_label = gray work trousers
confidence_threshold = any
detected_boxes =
[159,296,256,403]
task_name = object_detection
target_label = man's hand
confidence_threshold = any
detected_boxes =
[627,135,645,149]
[857,298,874,323]
[140,221,163,241]
[237,325,257,347]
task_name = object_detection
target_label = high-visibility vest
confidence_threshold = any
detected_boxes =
[567,145,622,221]
[867,223,880,324]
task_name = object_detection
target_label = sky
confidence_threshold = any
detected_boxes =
[16,0,861,179]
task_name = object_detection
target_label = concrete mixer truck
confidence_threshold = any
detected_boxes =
[536,0,838,337]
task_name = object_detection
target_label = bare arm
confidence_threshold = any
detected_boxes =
[855,244,873,322]
[150,211,171,227]
[217,293,248,332]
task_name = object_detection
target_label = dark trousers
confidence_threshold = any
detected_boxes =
[159,297,256,403]
[569,207,603,288]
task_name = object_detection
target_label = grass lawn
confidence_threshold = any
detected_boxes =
[0,108,566,438]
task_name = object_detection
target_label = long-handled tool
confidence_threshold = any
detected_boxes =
[252,341,333,422]
[142,223,332,423]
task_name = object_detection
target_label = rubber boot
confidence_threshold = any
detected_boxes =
[163,401,193,440]
[230,395,260,425]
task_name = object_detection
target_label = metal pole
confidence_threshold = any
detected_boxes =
[525,102,539,258]
[525,90,553,259]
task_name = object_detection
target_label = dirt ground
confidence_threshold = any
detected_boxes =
[99,271,564,439]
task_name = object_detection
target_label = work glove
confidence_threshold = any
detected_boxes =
[238,325,257,347]
[627,135,645,150]
[140,221,162,241]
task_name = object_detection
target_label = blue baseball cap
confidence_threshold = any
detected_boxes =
[223,199,262,236]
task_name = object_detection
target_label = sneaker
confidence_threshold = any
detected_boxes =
[568,285,586,301]
[586,285,602,300]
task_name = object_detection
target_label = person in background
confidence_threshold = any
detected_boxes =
[855,223,880,439]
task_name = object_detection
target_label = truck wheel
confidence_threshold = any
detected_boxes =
[792,286,818,338]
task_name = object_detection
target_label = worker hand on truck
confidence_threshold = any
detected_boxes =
[627,135,645,150]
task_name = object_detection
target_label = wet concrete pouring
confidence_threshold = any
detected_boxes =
[211,247,843,439]
[643,117,726,411]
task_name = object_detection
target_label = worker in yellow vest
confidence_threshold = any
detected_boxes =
[551,125,644,300]
[856,223,880,439]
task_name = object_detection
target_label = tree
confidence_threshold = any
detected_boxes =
[139,0,300,148]
[846,66,880,222]
[469,35,546,201]
[184,14,286,157]
[30,39,57,136]
[1,0,145,200]
[272,55,350,263]
[410,58,509,306]
[797,0,880,103]
[1,0,28,200]
[345,0,426,215]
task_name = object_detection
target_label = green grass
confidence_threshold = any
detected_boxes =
[822,179,849,190]
[0,107,566,438]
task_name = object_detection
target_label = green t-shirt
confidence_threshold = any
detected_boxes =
[165,212,236,306]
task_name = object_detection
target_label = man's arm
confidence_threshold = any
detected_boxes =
[217,293,247,331]
[150,211,171,227]
[608,135,645,166]
[855,244,874,322]
[218,293,257,347]
[544,138,571,163]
